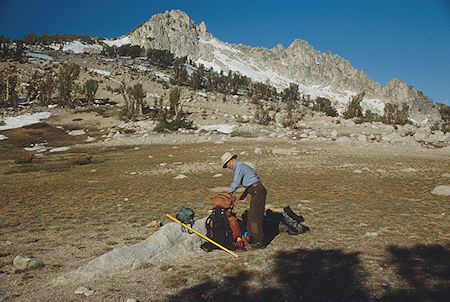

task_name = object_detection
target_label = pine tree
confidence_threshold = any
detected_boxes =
[343,92,365,119]
[282,83,299,102]
[0,67,18,108]
[39,70,55,105]
[83,79,99,105]
[57,63,80,107]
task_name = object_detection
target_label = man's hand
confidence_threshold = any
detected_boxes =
[239,198,246,202]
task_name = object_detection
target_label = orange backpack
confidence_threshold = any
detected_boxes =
[212,192,236,208]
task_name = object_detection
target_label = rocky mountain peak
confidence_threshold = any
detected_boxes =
[287,39,313,51]
[128,9,212,58]
[124,10,440,123]
[198,21,208,34]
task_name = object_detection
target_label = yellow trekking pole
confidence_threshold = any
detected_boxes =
[166,214,238,258]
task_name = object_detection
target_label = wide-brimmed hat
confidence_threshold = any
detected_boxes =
[221,152,237,168]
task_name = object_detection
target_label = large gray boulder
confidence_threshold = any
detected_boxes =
[54,218,207,284]
[431,185,450,196]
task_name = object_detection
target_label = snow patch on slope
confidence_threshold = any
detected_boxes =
[25,51,53,61]
[62,41,103,54]
[104,36,131,47]
[0,112,53,130]
[89,69,111,76]
[197,38,385,115]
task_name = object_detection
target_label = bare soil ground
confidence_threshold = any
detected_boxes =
[0,120,449,301]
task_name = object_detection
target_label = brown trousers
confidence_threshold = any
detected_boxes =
[246,183,267,242]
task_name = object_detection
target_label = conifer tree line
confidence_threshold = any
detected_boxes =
[0,63,99,109]
[1,31,448,131]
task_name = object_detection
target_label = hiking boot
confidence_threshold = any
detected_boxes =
[250,241,266,249]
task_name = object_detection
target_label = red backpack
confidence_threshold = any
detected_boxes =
[202,192,242,251]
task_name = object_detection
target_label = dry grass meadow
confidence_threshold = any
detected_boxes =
[0,122,449,301]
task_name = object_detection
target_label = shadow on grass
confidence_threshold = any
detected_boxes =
[166,244,449,302]
[380,244,450,302]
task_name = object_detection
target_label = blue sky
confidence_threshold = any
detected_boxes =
[0,0,448,104]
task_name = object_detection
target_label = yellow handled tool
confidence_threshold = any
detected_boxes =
[166,214,238,258]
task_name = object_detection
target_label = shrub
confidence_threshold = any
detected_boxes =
[14,153,35,164]
[282,83,299,102]
[382,102,410,125]
[313,97,338,117]
[343,93,365,119]
[437,104,450,133]
[301,95,312,108]
[254,104,271,125]
[153,88,193,132]
[360,109,382,123]
[72,154,92,165]
[154,117,193,133]
[282,111,304,129]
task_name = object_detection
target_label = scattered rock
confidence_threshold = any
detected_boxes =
[254,148,262,154]
[86,136,95,142]
[330,129,338,139]
[213,173,223,178]
[335,137,351,144]
[173,174,187,179]
[353,170,363,174]
[68,129,86,136]
[146,221,162,228]
[126,299,138,302]
[130,172,137,175]
[240,151,249,155]
[431,185,450,196]
[365,232,379,237]
[376,169,386,173]
[401,168,417,173]
[357,134,367,143]
[13,255,42,271]
[299,133,309,139]
[74,286,94,296]
[74,287,88,294]
[441,173,450,178]
[271,148,301,156]
[413,131,428,142]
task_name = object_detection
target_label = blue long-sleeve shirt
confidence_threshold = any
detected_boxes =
[228,161,260,193]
